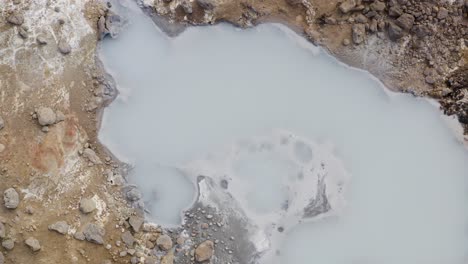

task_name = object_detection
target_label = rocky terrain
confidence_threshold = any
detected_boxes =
[0,0,466,263]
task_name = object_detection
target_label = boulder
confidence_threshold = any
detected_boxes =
[2,239,14,250]
[121,231,135,247]
[156,234,173,251]
[25,237,41,252]
[129,215,144,232]
[83,148,102,165]
[36,107,56,126]
[58,39,71,54]
[6,12,24,25]
[370,1,386,12]
[388,22,404,40]
[4,188,19,209]
[79,198,96,214]
[195,240,214,262]
[396,13,414,31]
[352,24,366,44]
[48,221,69,234]
[83,223,105,244]
[339,0,356,13]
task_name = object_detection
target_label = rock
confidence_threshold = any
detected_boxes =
[56,111,65,122]
[437,7,448,20]
[4,188,19,209]
[354,14,368,23]
[0,222,5,239]
[36,107,56,126]
[370,1,385,12]
[413,25,431,38]
[0,252,3,264]
[36,34,48,45]
[58,39,71,54]
[156,234,173,251]
[196,0,215,10]
[126,188,142,202]
[98,16,108,40]
[425,75,436,85]
[2,239,14,250]
[18,27,28,39]
[6,13,24,25]
[83,148,102,165]
[79,198,96,214]
[388,6,402,17]
[388,22,404,40]
[74,231,85,241]
[161,252,174,264]
[83,223,105,244]
[128,215,144,232]
[339,0,356,13]
[195,240,214,262]
[180,0,193,13]
[48,221,69,234]
[352,24,366,44]
[25,237,41,252]
[0,144,4,153]
[0,116,4,130]
[121,231,135,247]
[396,13,414,31]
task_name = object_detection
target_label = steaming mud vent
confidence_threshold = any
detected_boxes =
[99,3,468,264]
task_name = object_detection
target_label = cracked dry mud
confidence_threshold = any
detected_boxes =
[0,0,467,263]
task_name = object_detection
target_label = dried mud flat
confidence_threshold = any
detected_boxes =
[0,0,466,263]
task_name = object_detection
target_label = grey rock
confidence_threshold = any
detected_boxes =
[79,198,96,214]
[413,25,431,38]
[437,7,448,20]
[339,0,356,13]
[6,13,24,25]
[0,116,4,130]
[2,239,14,250]
[156,234,173,251]
[36,34,48,45]
[4,188,19,209]
[48,221,69,234]
[197,0,215,10]
[105,12,122,38]
[126,188,142,202]
[129,215,144,232]
[58,39,71,54]
[25,237,41,252]
[396,13,414,31]
[121,231,135,247]
[370,1,385,12]
[36,107,56,126]
[145,256,158,264]
[0,252,3,264]
[83,148,102,165]
[180,0,193,14]
[352,24,366,44]
[18,27,28,39]
[83,223,105,244]
[388,6,402,17]
[0,222,5,239]
[354,14,368,23]
[388,22,404,40]
[74,231,85,241]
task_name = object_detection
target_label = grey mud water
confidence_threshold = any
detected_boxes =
[99,2,468,263]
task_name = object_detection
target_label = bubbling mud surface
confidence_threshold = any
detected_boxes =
[99,2,468,263]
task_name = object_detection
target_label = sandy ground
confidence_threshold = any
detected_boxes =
[0,0,466,263]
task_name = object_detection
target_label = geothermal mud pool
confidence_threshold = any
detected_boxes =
[99,3,468,264]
